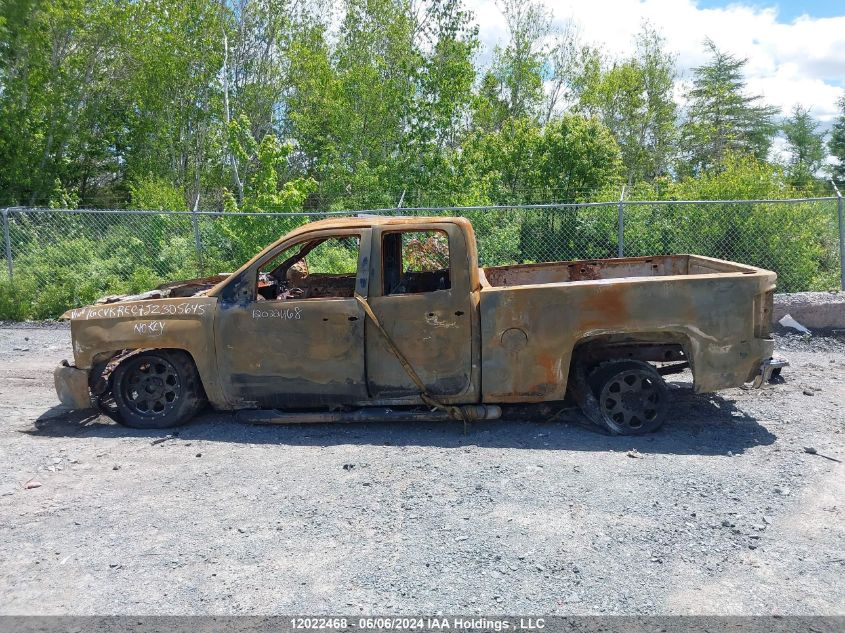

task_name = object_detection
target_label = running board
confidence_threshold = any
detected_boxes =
[235,405,502,425]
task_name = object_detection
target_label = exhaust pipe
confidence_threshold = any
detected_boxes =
[236,405,502,425]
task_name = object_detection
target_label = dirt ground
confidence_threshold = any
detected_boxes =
[0,323,843,616]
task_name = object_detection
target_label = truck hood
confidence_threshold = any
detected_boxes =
[59,274,229,319]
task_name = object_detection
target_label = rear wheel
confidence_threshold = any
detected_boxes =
[588,360,668,435]
[111,351,205,429]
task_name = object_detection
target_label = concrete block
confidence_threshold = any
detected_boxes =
[773,292,845,331]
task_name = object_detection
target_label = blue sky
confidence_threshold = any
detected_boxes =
[697,0,843,21]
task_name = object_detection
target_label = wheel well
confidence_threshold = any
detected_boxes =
[567,336,686,433]
[571,332,693,374]
[91,348,204,395]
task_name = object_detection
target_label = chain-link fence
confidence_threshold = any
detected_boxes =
[2,196,843,320]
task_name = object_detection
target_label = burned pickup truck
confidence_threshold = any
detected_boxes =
[55,216,786,435]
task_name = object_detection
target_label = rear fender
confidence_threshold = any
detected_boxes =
[569,331,695,378]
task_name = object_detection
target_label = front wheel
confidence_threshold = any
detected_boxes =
[110,350,205,429]
[588,360,668,435]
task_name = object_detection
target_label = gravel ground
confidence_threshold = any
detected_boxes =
[0,325,843,616]
[775,291,844,304]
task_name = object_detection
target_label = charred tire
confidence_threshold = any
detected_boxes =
[110,350,205,429]
[588,360,668,435]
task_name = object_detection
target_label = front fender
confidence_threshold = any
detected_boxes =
[63,297,225,408]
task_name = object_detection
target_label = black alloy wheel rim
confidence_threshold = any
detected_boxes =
[599,368,662,431]
[119,356,181,418]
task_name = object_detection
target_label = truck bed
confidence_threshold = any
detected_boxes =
[481,254,758,287]
[477,253,776,403]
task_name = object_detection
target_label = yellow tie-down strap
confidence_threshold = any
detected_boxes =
[354,294,466,421]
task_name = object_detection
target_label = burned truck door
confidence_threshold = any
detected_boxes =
[214,229,371,408]
[364,224,476,400]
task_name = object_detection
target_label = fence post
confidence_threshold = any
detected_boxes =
[617,185,626,258]
[2,208,12,280]
[833,181,845,291]
[191,207,204,277]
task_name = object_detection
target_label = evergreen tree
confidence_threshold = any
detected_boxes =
[680,39,778,175]
[781,105,825,188]
[829,95,845,183]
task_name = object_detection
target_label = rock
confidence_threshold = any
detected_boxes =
[343,464,355,471]
[195,453,202,458]
[803,446,817,454]
[802,389,814,396]
[763,515,773,524]
[626,449,641,459]
[24,481,42,490]
[778,314,811,334]
[721,519,732,527]
[112,464,120,470]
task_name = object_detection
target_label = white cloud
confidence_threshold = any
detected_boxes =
[465,0,845,121]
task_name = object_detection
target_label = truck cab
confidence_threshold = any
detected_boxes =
[210,217,480,409]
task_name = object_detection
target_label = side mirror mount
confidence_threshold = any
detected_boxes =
[219,271,254,305]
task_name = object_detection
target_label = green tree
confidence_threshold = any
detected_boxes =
[284,0,479,208]
[120,0,226,210]
[284,21,343,187]
[828,95,845,183]
[473,0,550,131]
[0,0,128,205]
[781,105,826,189]
[284,0,420,208]
[578,25,677,185]
[667,155,834,290]
[130,176,189,212]
[226,116,316,214]
[404,0,478,167]
[680,39,778,175]
[542,25,600,124]
[219,115,316,261]
[472,71,512,134]
[225,0,294,141]
[457,115,622,202]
